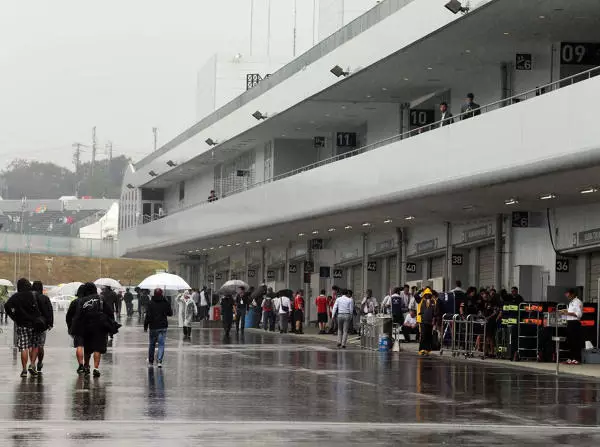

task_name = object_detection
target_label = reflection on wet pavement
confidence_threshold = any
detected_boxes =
[0,318,600,445]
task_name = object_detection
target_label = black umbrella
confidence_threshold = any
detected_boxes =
[277,289,294,298]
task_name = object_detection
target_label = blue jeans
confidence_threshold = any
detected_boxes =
[149,329,167,363]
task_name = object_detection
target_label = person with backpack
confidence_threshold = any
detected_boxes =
[123,288,134,317]
[31,281,53,374]
[278,290,292,334]
[66,285,87,374]
[262,287,276,332]
[144,288,173,368]
[70,282,119,377]
[4,278,45,377]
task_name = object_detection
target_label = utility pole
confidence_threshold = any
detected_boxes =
[72,143,83,174]
[293,0,298,57]
[152,127,158,152]
[91,126,97,176]
[107,141,113,161]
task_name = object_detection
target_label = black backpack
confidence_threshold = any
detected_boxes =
[31,292,47,333]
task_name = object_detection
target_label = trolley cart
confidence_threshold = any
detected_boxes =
[467,315,487,359]
[452,314,470,358]
[516,302,542,361]
[440,313,454,355]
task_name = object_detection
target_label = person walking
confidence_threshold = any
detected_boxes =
[220,294,235,337]
[235,287,248,336]
[262,287,276,332]
[0,285,8,323]
[138,289,150,319]
[4,278,43,377]
[561,288,584,365]
[68,282,119,377]
[31,281,53,374]
[66,285,87,374]
[177,291,197,340]
[418,288,435,355]
[293,290,305,334]
[124,288,134,317]
[101,286,118,318]
[315,290,328,334]
[332,289,354,349]
[278,291,292,334]
[115,290,123,319]
[144,288,173,368]
[199,286,210,321]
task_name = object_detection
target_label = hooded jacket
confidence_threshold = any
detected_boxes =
[4,279,40,328]
[144,294,173,331]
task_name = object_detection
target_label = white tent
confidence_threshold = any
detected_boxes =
[79,202,119,240]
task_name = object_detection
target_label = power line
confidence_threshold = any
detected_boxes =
[91,126,97,176]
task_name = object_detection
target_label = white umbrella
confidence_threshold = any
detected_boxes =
[95,278,122,289]
[138,273,190,291]
[219,279,249,293]
[49,282,83,298]
[0,279,13,287]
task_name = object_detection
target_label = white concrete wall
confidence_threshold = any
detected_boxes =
[133,0,480,182]
[120,75,600,256]
[273,138,319,176]
[365,103,401,145]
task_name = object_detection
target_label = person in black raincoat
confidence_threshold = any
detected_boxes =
[220,294,235,338]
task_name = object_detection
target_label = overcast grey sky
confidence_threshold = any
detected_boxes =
[0,0,315,170]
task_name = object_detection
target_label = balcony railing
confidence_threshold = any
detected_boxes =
[139,65,600,225]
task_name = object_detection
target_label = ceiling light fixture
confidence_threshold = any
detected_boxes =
[235,243,241,246]
[462,205,475,211]
[227,244,232,247]
[266,238,272,242]
[581,187,598,195]
[362,222,371,227]
[427,67,433,70]
[245,241,252,245]
[256,240,262,243]
[344,225,353,230]
[328,228,336,232]
[330,65,350,77]
[298,232,305,237]
[503,32,510,35]
[384,219,393,224]
[405,216,415,221]
[444,0,470,14]
[539,193,557,200]
[504,198,519,206]
[312,230,319,235]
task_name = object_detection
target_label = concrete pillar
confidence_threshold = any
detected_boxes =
[261,246,266,284]
[400,228,407,286]
[285,243,291,289]
[445,221,452,291]
[362,233,368,297]
[494,214,503,289]
[503,216,513,288]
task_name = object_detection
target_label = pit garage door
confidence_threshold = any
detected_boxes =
[387,256,398,291]
[352,264,363,296]
[478,245,495,288]
[588,253,600,301]
[430,256,445,279]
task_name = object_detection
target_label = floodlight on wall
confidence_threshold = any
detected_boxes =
[330,65,350,77]
[252,111,268,120]
[126,184,134,189]
[166,160,177,167]
[444,0,470,14]
[149,170,158,177]
[205,138,219,146]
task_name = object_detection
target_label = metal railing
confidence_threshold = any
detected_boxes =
[140,65,600,224]
[135,0,417,169]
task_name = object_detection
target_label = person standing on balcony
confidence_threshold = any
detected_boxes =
[460,93,481,120]
[439,102,454,126]
[208,190,218,203]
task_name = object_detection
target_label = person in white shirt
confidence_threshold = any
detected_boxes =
[277,293,292,334]
[198,286,209,321]
[332,289,354,348]
[439,102,454,127]
[560,288,584,365]
[381,289,392,315]
[360,289,378,315]
[402,309,418,343]
[451,280,465,294]
[399,284,412,315]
